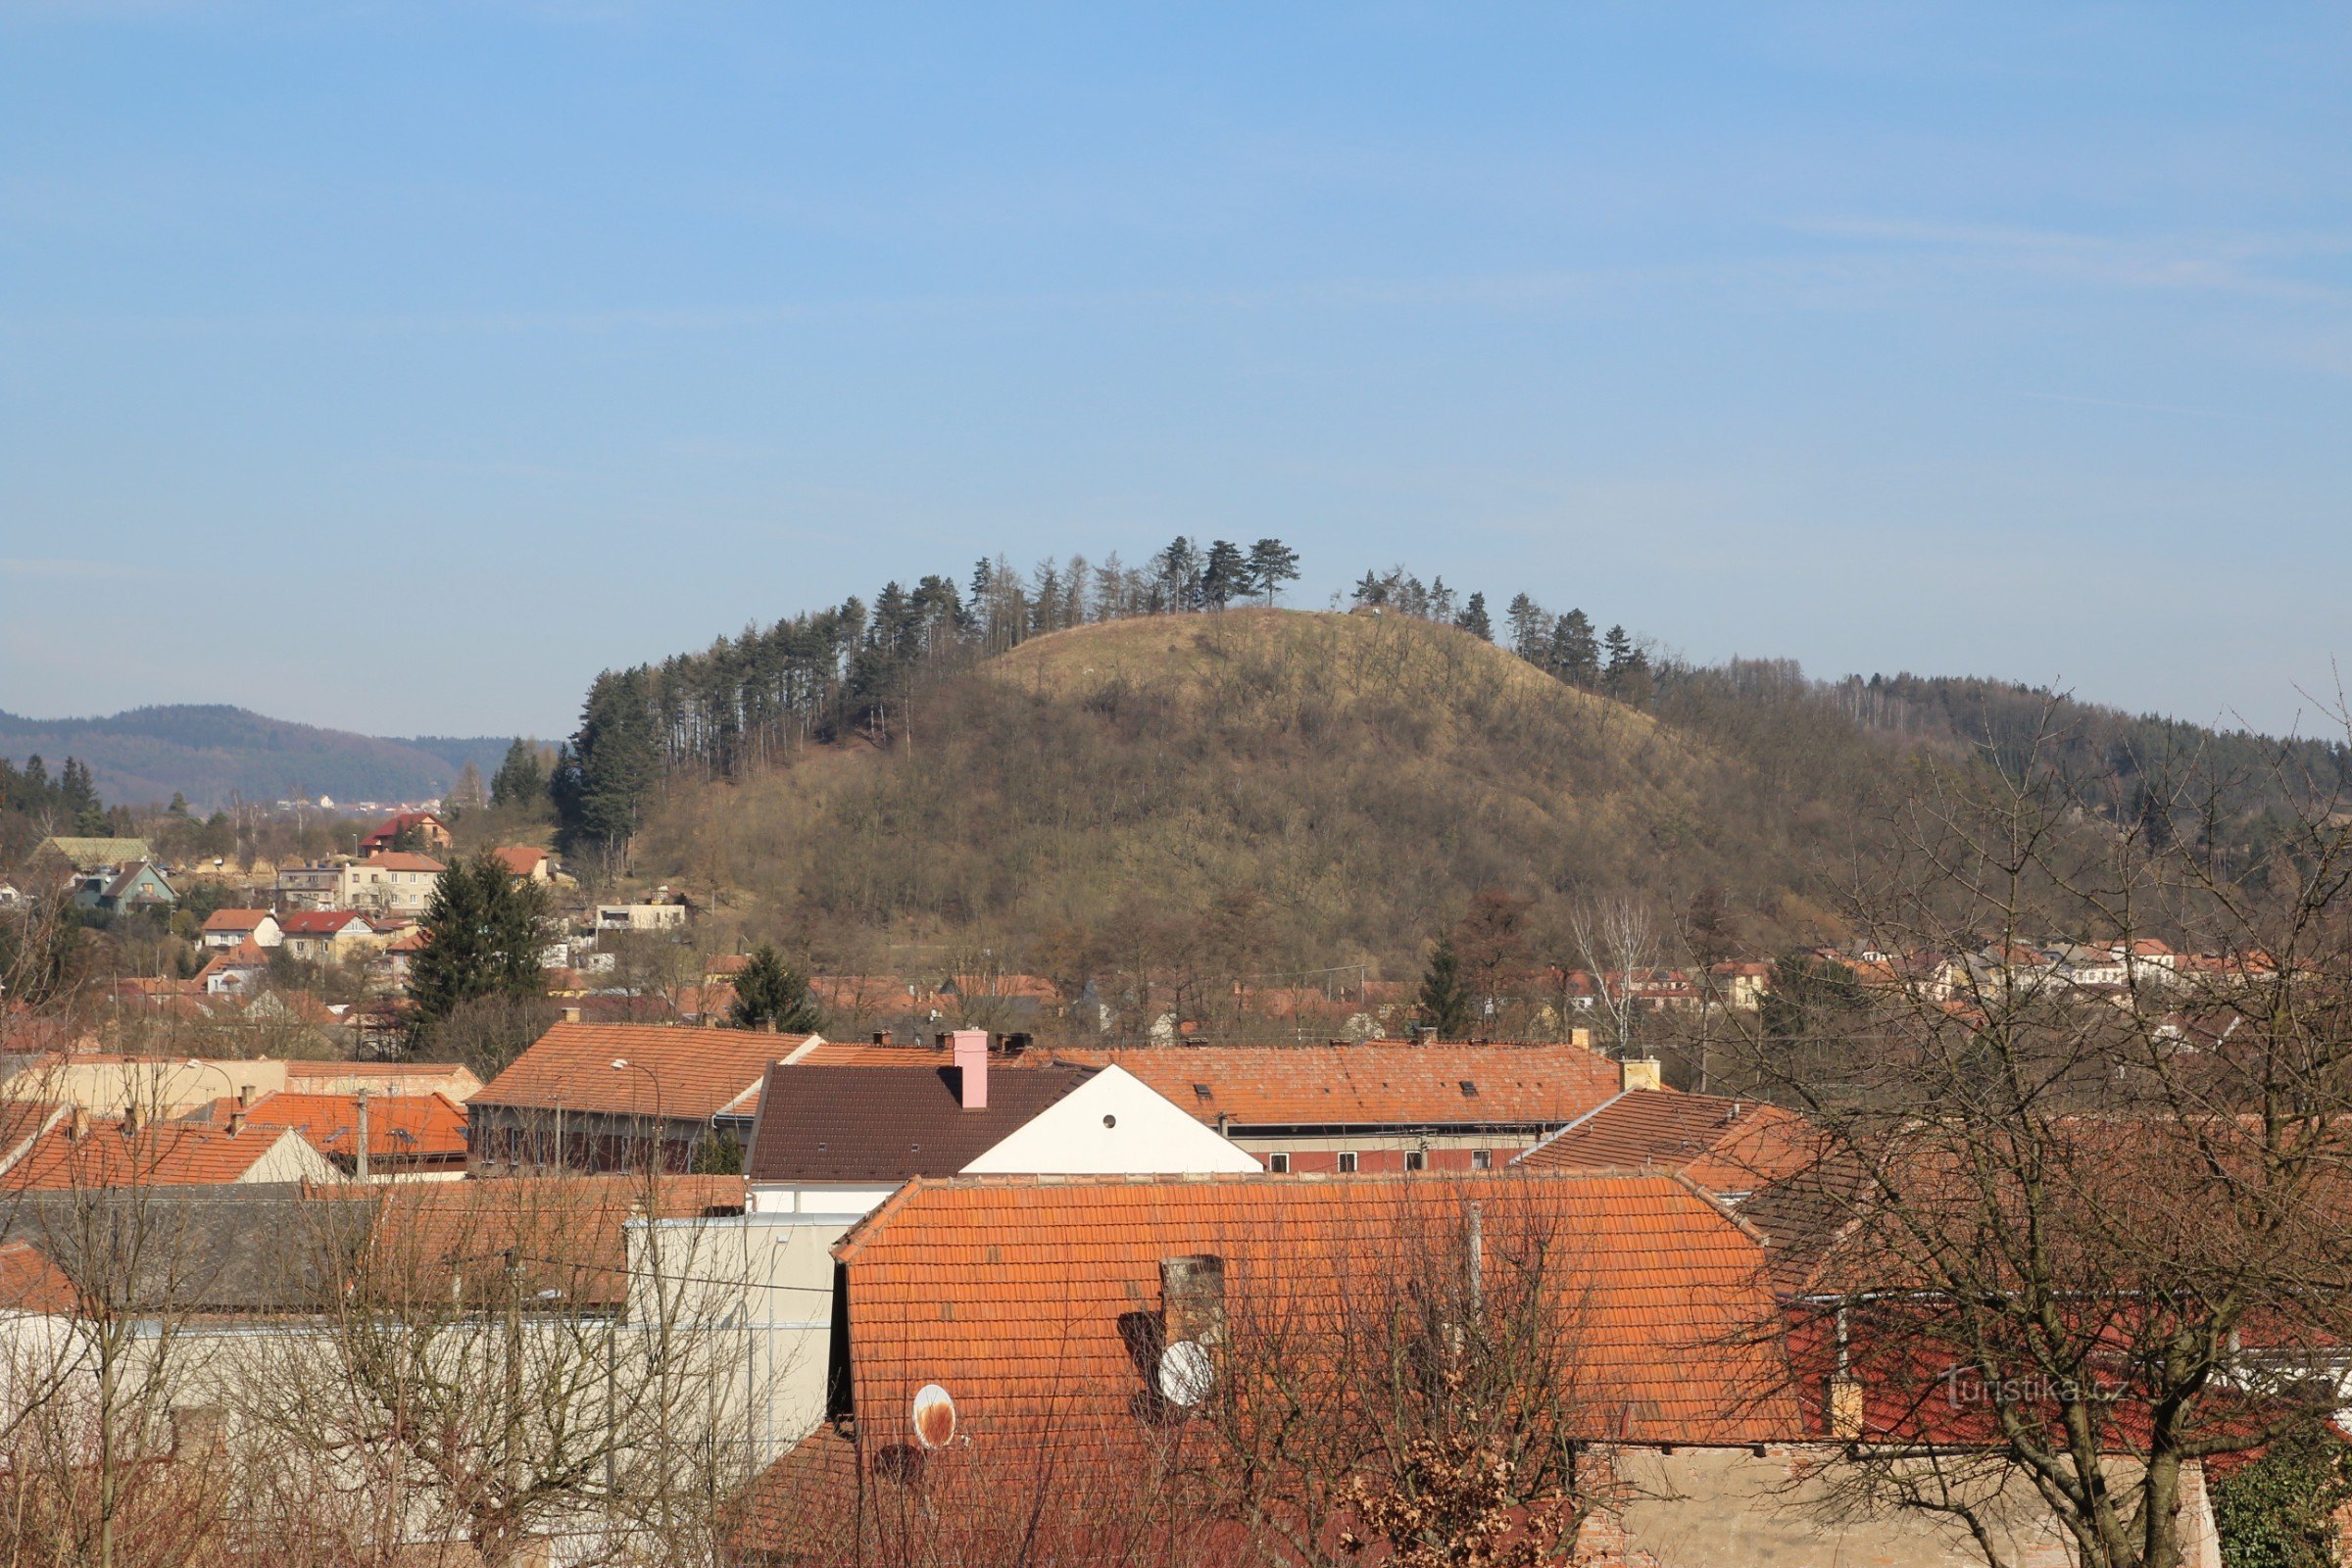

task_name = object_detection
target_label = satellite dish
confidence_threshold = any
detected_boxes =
[911,1383,957,1449]
[1157,1340,1215,1408]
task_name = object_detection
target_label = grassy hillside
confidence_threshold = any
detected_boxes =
[0,706,507,809]
[633,610,1883,977]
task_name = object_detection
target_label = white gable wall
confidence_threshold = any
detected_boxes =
[960,1066,1261,1175]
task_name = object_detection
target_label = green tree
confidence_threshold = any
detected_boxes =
[1416,937,1474,1041]
[406,851,551,1053]
[1452,591,1493,642]
[729,944,823,1033]
[556,668,661,869]
[1547,611,1600,686]
[1200,539,1250,609]
[1246,538,1301,606]
[2211,1426,2352,1568]
[490,738,546,810]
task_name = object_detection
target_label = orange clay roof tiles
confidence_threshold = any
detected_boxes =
[3,1122,311,1191]
[472,1021,811,1119]
[234,1091,468,1161]
[0,1240,74,1313]
[1514,1092,1821,1196]
[1055,1042,1624,1128]
[831,1170,1800,1455]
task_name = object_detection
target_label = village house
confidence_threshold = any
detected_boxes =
[70,859,176,917]
[1055,1037,1631,1173]
[358,809,452,855]
[745,1030,1258,1215]
[340,851,446,916]
[2,1111,341,1191]
[466,1020,810,1173]
[276,908,379,964]
[1513,1087,1817,1203]
[29,835,155,882]
[181,1089,469,1181]
[489,844,560,883]
[594,893,692,933]
[199,908,281,949]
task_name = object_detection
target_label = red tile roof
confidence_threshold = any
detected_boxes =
[831,1171,1798,1459]
[199,908,274,933]
[490,846,551,876]
[0,1101,68,1169]
[0,1240,74,1313]
[231,1091,468,1164]
[1513,1091,1818,1196]
[358,852,446,873]
[278,910,372,936]
[1054,1041,1623,1129]
[3,1121,318,1191]
[473,1021,811,1119]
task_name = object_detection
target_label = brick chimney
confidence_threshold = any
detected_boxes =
[1619,1057,1662,1093]
[952,1029,989,1110]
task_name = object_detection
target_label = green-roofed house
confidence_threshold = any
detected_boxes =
[72,860,177,916]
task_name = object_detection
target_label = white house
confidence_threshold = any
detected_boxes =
[742,1030,1260,1216]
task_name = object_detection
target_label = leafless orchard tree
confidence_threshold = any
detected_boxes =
[1565,898,1655,1053]
[1722,704,2352,1568]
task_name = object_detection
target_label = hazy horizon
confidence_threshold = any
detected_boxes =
[5,5,2348,738]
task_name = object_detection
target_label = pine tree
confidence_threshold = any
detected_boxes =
[61,759,105,836]
[560,669,661,866]
[1416,937,1475,1041]
[1453,591,1493,642]
[1200,540,1250,609]
[730,944,824,1032]
[1504,594,1551,661]
[1548,611,1600,686]
[1602,624,1650,702]
[490,739,545,810]
[1246,538,1301,606]
[406,852,551,1048]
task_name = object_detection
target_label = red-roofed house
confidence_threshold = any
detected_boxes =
[277,908,378,963]
[1513,1088,1818,1201]
[191,1090,468,1181]
[1055,1039,1634,1173]
[467,1021,815,1174]
[199,908,281,950]
[344,852,446,916]
[3,1116,340,1191]
[489,845,558,882]
[359,810,452,855]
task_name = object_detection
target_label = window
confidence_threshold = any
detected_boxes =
[1267,1152,1290,1174]
[1472,1150,1492,1170]
[1458,1079,1480,1099]
[1336,1152,1358,1174]
[1192,1083,1214,1102]
[1404,1150,1428,1173]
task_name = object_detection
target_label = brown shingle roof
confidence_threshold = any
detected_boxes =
[1513,1091,1817,1196]
[745,1062,1095,1184]
[279,910,372,936]
[473,1021,810,1119]
[1056,1042,1622,1129]
[831,1171,1798,1458]
[199,908,274,933]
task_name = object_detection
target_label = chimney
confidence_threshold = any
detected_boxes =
[1161,1254,1227,1346]
[122,1102,142,1135]
[70,1107,89,1142]
[872,1030,892,1047]
[228,1104,248,1138]
[236,1084,255,1110]
[1826,1375,1865,1441]
[1570,1026,1593,1052]
[1409,1023,1436,1046]
[952,1029,989,1110]
[561,1005,582,1025]
[1620,1057,1662,1093]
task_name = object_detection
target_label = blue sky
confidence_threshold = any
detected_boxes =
[4,3,2348,739]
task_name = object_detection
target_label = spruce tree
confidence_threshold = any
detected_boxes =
[561,668,661,865]
[1504,593,1551,661]
[1416,937,1475,1040]
[490,739,545,810]
[730,944,824,1033]
[1453,591,1493,642]
[406,852,551,1049]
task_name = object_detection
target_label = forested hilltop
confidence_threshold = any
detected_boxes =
[537,542,2348,983]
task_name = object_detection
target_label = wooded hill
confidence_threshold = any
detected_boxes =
[585,596,2347,989]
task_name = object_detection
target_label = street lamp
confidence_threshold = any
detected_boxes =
[610,1057,664,1178]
